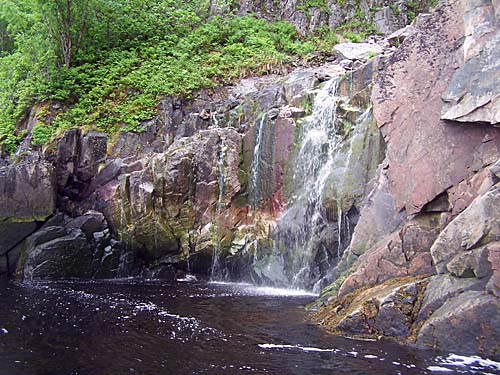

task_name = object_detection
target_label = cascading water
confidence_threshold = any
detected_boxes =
[274,78,347,292]
[210,142,228,281]
[249,113,267,208]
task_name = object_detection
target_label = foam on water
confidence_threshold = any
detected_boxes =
[427,366,455,372]
[258,344,339,353]
[177,274,198,283]
[209,281,318,297]
[433,353,500,372]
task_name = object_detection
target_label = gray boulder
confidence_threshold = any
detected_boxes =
[23,229,93,280]
[417,291,500,358]
[20,213,128,280]
[334,42,384,61]
[0,154,57,275]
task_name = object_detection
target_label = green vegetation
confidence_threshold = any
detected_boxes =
[297,0,330,16]
[335,8,380,42]
[0,0,346,153]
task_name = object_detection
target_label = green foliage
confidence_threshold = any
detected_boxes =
[0,0,379,153]
[31,122,56,146]
[297,0,330,18]
[335,20,379,42]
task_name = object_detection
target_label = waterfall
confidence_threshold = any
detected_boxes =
[210,142,228,281]
[249,113,267,208]
[274,78,345,291]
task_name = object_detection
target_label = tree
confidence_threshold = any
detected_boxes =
[0,19,14,56]
[38,0,93,68]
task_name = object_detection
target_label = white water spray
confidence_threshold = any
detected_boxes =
[249,113,267,207]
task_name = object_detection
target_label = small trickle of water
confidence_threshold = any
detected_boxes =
[249,113,267,208]
[210,142,228,281]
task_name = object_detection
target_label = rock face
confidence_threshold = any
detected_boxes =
[316,0,500,360]
[0,154,56,276]
[234,0,434,36]
[107,128,243,269]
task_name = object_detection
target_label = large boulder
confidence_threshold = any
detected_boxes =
[334,42,384,61]
[0,154,56,275]
[22,228,93,280]
[430,184,500,274]
[313,277,428,340]
[417,291,500,358]
[19,212,128,280]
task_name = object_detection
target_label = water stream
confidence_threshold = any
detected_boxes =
[249,113,267,208]
[273,78,347,291]
[210,142,228,281]
[0,279,497,375]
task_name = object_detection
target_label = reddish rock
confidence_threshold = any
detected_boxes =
[339,214,439,297]
[447,168,497,217]
[372,0,500,215]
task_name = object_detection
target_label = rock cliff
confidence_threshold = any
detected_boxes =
[314,0,500,360]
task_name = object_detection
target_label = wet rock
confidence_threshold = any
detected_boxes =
[314,277,428,340]
[339,213,440,297]
[23,229,93,280]
[243,111,295,213]
[143,264,180,280]
[0,154,57,274]
[17,212,128,280]
[105,128,243,266]
[418,274,485,322]
[66,211,106,239]
[0,222,38,257]
[345,162,405,260]
[282,71,318,103]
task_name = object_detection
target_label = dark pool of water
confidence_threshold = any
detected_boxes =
[0,278,498,375]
